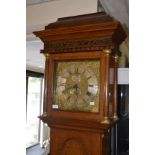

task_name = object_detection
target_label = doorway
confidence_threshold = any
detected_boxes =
[26,71,44,148]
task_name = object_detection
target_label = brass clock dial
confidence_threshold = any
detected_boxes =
[53,60,100,112]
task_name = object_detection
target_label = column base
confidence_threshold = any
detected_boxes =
[42,112,47,117]
[113,114,119,120]
[101,117,111,124]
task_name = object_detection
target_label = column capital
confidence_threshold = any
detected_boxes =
[42,112,47,117]
[103,49,112,54]
[113,55,119,60]
[44,53,50,59]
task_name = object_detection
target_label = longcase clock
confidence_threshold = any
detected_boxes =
[34,12,126,155]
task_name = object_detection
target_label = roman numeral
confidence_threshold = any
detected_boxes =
[60,83,65,86]
[75,67,79,74]
[86,91,92,96]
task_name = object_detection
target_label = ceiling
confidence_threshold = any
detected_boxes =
[26,0,58,6]
[26,0,129,73]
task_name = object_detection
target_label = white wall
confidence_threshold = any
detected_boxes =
[99,0,129,27]
[26,0,98,71]
[118,68,129,84]
[27,0,98,35]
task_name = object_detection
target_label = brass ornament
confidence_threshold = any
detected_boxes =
[101,117,110,124]
[42,112,47,117]
[113,55,119,62]
[44,53,49,59]
[113,114,119,120]
[103,49,112,54]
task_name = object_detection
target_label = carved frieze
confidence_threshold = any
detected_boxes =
[43,38,113,53]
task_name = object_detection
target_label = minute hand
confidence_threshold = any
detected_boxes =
[73,84,81,96]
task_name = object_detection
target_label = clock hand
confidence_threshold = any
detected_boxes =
[73,84,81,96]
[62,84,77,93]
[75,66,79,74]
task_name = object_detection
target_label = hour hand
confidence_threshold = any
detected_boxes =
[62,84,77,93]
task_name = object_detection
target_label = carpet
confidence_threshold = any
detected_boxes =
[26,144,45,155]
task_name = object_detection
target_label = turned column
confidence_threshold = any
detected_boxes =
[42,53,49,116]
[101,49,111,124]
[113,55,119,120]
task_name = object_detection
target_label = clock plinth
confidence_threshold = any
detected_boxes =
[34,12,126,155]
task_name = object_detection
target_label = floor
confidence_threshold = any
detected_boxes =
[26,144,45,155]
[26,144,128,155]
[119,152,129,155]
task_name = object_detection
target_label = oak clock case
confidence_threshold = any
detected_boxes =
[52,59,100,113]
[33,12,126,155]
